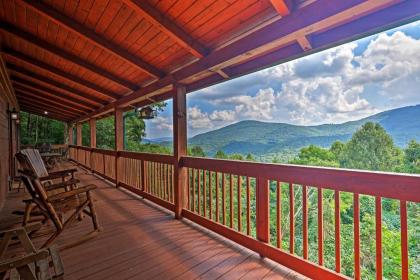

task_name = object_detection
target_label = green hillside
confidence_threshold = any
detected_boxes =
[189,104,420,157]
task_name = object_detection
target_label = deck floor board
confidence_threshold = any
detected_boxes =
[1,162,307,280]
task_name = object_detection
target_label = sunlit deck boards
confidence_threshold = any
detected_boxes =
[2,163,307,280]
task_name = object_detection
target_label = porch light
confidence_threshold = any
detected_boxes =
[10,108,18,120]
[136,106,156,119]
[44,111,48,115]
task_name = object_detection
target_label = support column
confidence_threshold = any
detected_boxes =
[114,108,124,186]
[89,118,96,148]
[68,123,73,145]
[173,84,187,219]
[76,123,82,146]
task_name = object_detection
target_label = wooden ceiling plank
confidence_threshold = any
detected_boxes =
[270,0,293,16]
[14,85,90,113]
[19,99,80,118]
[0,21,138,91]
[122,0,208,58]
[3,47,121,99]
[16,90,86,116]
[7,63,109,105]
[20,107,71,122]
[11,77,99,110]
[20,0,164,79]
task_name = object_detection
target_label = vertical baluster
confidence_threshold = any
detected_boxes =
[238,176,242,232]
[230,174,234,228]
[375,197,382,280]
[302,185,308,259]
[203,170,207,218]
[354,193,360,280]
[216,172,219,223]
[246,177,251,236]
[318,187,323,265]
[187,169,191,210]
[289,183,294,254]
[400,200,408,280]
[192,169,196,212]
[198,169,201,215]
[277,181,282,249]
[222,173,226,225]
[335,190,341,272]
[209,171,213,220]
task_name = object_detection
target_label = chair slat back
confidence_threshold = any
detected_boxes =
[21,149,49,178]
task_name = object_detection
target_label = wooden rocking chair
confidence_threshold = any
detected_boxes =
[16,153,100,250]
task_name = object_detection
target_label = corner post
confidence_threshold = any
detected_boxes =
[67,123,73,145]
[76,123,82,146]
[89,118,96,148]
[173,84,187,219]
[114,108,124,187]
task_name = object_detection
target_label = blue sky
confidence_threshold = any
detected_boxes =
[145,20,420,139]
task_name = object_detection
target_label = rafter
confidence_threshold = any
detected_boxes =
[15,87,89,114]
[122,0,208,58]
[20,0,164,79]
[297,35,312,51]
[3,48,121,100]
[7,64,109,105]
[11,77,99,110]
[270,0,293,16]
[20,106,71,122]
[18,99,80,118]
[0,21,138,91]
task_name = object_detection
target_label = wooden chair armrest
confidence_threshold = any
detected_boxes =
[44,178,80,192]
[0,250,49,272]
[47,185,97,202]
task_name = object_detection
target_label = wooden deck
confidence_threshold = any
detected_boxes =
[1,162,308,280]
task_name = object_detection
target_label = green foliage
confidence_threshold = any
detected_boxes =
[81,122,90,147]
[402,140,420,173]
[20,111,65,145]
[245,153,255,161]
[125,112,146,144]
[96,116,115,150]
[215,150,227,159]
[289,145,339,167]
[189,146,206,157]
[126,142,171,154]
[340,122,402,171]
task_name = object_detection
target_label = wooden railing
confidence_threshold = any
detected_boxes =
[68,145,420,280]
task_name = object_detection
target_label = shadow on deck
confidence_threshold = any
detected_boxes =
[1,162,308,280]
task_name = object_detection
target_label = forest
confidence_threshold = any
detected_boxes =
[19,111,419,279]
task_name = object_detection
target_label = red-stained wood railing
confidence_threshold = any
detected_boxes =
[68,146,420,280]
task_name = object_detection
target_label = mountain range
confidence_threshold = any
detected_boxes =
[188,104,420,157]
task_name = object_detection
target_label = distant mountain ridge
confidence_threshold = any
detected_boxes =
[189,104,420,156]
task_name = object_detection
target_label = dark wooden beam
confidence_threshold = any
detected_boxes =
[270,0,293,16]
[19,100,79,119]
[0,21,138,91]
[122,0,208,58]
[13,83,93,113]
[11,77,99,110]
[20,106,71,122]
[18,97,81,118]
[20,0,164,79]
[3,47,121,99]
[15,88,88,114]
[7,64,109,105]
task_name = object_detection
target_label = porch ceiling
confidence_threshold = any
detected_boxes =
[1,0,419,122]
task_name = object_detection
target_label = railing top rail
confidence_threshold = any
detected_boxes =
[181,156,420,202]
[118,150,175,164]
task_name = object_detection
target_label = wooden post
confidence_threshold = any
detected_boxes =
[76,123,82,146]
[173,84,187,219]
[89,118,96,148]
[256,176,270,256]
[68,123,73,145]
[114,108,124,186]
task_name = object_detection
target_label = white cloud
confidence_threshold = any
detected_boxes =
[151,116,173,131]
[187,106,213,129]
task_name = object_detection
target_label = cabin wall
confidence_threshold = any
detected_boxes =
[0,54,18,209]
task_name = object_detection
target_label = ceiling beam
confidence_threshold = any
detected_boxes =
[15,87,89,114]
[122,0,208,58]
[11,77,99,110]
[0,21,138,91]
[7,64,109,105]
[270,0,293,16]
[20,106,71,122]
[296,35,312,51]
[3,48,121,100]
[19,99,79,118]
[20,0,164,79]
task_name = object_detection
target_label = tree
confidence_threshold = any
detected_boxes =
[245,153,255,161]
[330,141,345,158]
[402,140,420,173]
[215,150,227,159]
[229,153,244,160]
[125,113,146,144]
[189,146,206,157]
[289,145,339,167]
[340,122,402,171]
